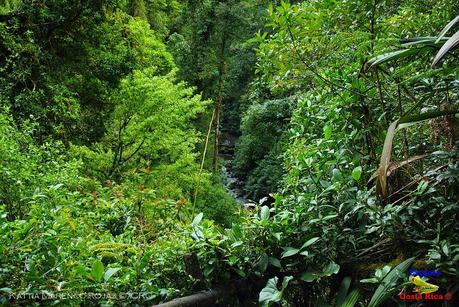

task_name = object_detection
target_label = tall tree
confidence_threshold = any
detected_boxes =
[168,0,271,170]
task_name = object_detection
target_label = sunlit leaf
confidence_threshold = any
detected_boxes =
[366,49,419,69]
[192,212,203,227]
[260,205,270,221]
[300,237,319,250]
[436,15,459,43]
[323,125,332,140]
[432,31,459,67]
[259,276,293,307]
[351,166,362,181]
[104,267,120,282]
[376,120,398,199]
[323,261,340,276]
[281,247,300,258]
[91,259,105,282]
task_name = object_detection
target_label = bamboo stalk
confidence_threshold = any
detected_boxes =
[192,109,216,214]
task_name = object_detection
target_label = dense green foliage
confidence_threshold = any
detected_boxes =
[233,97,293,199]
[0,1,241,305]
[1,0,458,306]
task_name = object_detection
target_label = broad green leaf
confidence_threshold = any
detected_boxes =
[323,214,338,221]
[441,242,449,256]
[104,267,120,282]
[138,250,153,271]
[260,205,270,221]
[50,183,64,190]
[336,277,352,306]
[282,276,293,289]
[269,257,282,269]
[373,265,392,281]
[91,259,105,282]
[300,237,320,250]
[436,15,459,43]
[228,255,238,265]
[381,266,392,277]
[255,253,269,273]
[258,276,292,306]
[400,37,445,47]
[259,277,281,306]
[399,109,459,126]
[432,30,459,67]
[341,289,360,307]
[0,288,13,293]
[323,261,340,276]
[323,125,332,140]
[376,120,398,199]
[230,223,243,240]
[360,278,379,284]
[351,166,362,181]
[366,49,420,69]
[332,168,342,179]
[192,212,203,227]
[268,3,273,16]
[281,247,300,258]
[231,241,244,248]
[301,271,320,282]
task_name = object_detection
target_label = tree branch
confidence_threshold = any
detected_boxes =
[123,138,145,164]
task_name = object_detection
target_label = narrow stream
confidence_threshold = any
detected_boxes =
[220,153,247,204]
[219,137,248,205]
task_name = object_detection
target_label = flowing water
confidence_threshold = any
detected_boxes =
[219,136,248,205]
[220,153,247,204]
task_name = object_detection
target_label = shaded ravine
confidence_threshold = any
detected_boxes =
[219,135,248,204]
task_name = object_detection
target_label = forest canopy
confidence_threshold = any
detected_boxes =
[0,0,458,306]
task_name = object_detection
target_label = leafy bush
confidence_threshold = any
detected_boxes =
[195,178,242,227]
[0,113,81,220]
[234,97,294,199]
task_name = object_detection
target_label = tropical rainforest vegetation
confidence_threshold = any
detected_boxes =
[0,0,458,306]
